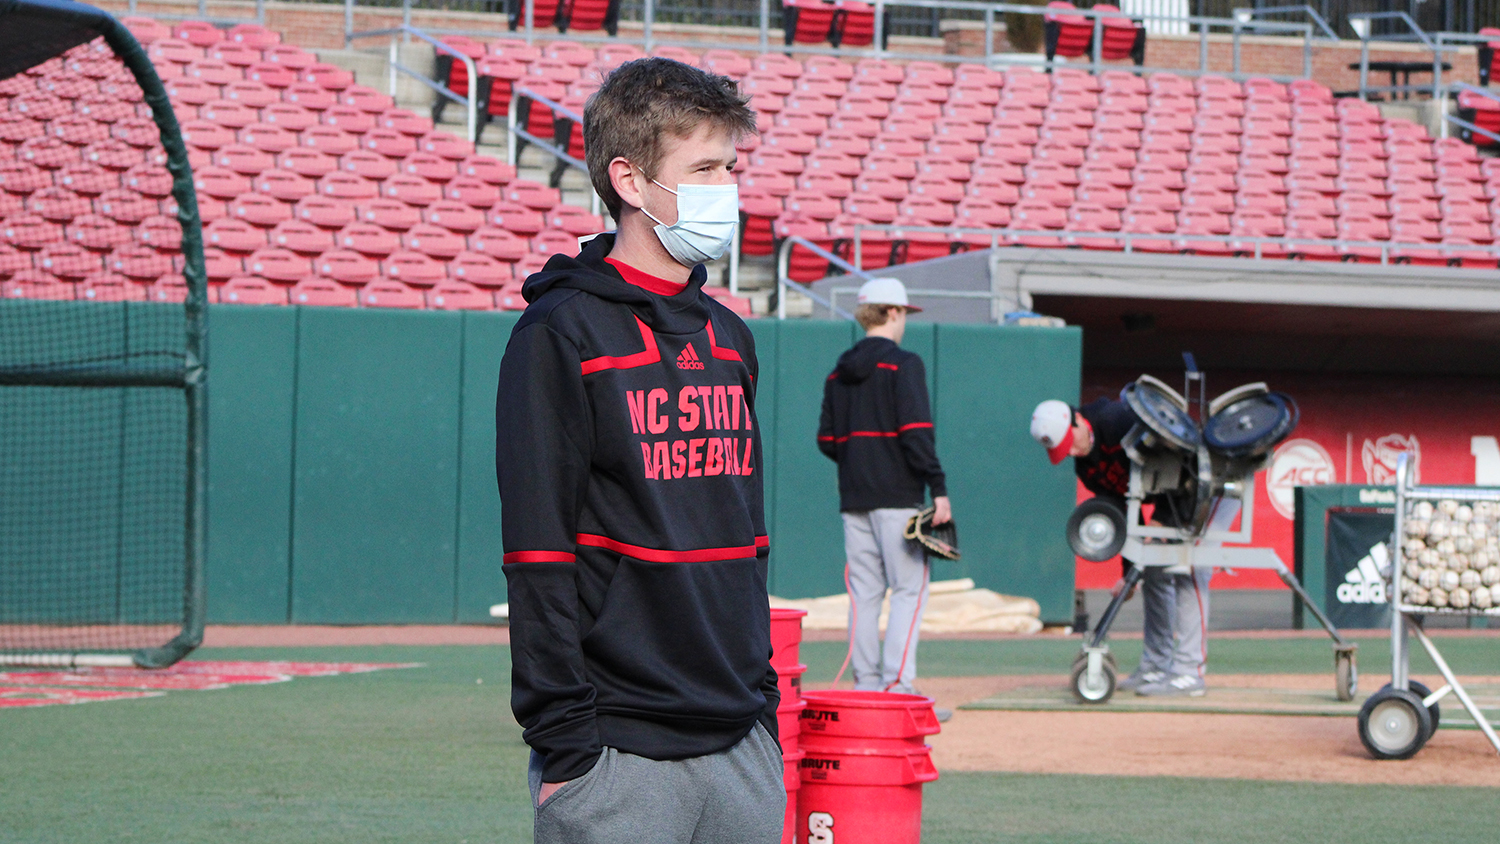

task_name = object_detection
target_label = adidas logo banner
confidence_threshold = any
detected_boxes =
[677,344,704,370]
[1337,541,1388,605]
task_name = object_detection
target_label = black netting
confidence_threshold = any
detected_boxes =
[0,379,186,655]
[0,1,204,666]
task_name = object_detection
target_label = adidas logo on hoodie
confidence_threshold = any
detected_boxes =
[677,344,704,370]
[1337,542,1389,604]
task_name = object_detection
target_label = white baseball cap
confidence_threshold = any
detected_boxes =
[856,277,922,312]
[1030,399,1075,465]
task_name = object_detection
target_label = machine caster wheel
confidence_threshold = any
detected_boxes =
[1376,681,1440,740]
[1070,652,1116,705]
[1334,647,1358,702]
[1358,687,1432,760]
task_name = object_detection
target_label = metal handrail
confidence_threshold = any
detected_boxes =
[1431,32,1499,113]
[774,237,861,320]
[341,0,1317,80]
[1444,82,1500,145]
[346,24,478,143]
[1348,11,1440,101]
[1231,5,1336,41]
[506,85,604,217]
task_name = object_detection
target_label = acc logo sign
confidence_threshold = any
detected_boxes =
[1268,438,1335,519]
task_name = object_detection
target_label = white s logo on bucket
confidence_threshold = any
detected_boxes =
[807,811,834,844]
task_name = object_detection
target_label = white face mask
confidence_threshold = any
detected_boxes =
[639,176,739,268]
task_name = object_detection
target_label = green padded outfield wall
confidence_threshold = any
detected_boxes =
[203,309,1082,624]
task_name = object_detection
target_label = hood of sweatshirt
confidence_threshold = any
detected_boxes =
[835,336,897,385]
[521,233,712,335]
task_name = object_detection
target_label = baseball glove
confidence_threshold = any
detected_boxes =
[905,506,960,561]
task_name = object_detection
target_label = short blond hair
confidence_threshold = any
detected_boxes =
[856,303,900,330]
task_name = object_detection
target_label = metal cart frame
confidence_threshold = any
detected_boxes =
[1360,453,1500,759]
[1071,459,1356,705]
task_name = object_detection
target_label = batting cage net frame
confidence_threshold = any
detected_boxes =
[0,0,207,669]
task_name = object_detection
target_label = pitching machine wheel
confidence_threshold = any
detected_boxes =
[1357,687,1432,760]
[1066,498,1127,562]
[1334,647,1357,702]
[1377,681,1440,740]
[1070,651,1116,705]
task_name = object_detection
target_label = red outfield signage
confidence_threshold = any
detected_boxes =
[0,661,417,708]
[1077,380,1500,589]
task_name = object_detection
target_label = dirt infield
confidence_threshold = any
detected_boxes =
[203,625,511,646]
[884,674,1500,788]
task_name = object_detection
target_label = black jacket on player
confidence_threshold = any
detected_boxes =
[1075,396,1191,527]
[816,336,947,512]
[495,234,778,785]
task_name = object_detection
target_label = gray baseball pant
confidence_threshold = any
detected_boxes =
[1136,498,1240,679]
[528,723,785,844]
[843,508,928,694]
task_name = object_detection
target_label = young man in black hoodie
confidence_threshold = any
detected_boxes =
[495,59,783,843]
[817,277,950,701]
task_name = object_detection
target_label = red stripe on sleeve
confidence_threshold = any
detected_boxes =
[898,421,934,432]
[575,534,761,563]
[503,551,577,564]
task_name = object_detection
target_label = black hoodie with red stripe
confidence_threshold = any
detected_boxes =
[817,336,947,511]
[495,233,778,785]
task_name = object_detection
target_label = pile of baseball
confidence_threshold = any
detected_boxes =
[1401,499,1500,611]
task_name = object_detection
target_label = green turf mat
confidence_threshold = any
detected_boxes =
[960,679,1500,728]
[922,772,1500,844]
[800,635,1500,683]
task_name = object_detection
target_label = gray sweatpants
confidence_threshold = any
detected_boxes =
[843,508,928,694]
[1137,499,1240,678]
[528,723,785,844]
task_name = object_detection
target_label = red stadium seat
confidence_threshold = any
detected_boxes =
[402,223,467,259]
[485,201,545,235]
[356,279,424,309]
[339,150,399,181]
[312,248,379,285]
[294,195,356,230]
[106,242,172,279]
[362,128,417,158]
[458,155,515,186]
[67,213,131,252]
[443,176,502,209]
[402,151,460,183]
[318,172,380,202]
[2,269,74,300]
[246,247,311,282]
[336,222,402,257]
[136,214,183,252]
[446,252,511,288]
[287,277,357,307]
[37,243,102,279]
[269,219,334,256]
[422,200,486,233]
[300,126,360,156]
[77,272,147,301]
[356,199,422,231]
[502,180,561,210]
[219,275,288,305]
[380,174,442,207]
[468,226,529,263]
[228,192,293,227]
[380,251,446,286]
[205,217,268,254]
[426,279,497,310]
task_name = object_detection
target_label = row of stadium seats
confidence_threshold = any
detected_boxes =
[0,22,767,313]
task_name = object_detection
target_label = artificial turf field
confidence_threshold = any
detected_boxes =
[4,636,1498,844]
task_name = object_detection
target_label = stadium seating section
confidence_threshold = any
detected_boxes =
[3,15,1499,312]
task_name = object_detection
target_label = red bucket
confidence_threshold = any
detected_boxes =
[770,607,807,669]
[797,745,938,844]
[777,662,807,703]
[778,696,807,752]
[799,690,941,751]
[781,749,804,844]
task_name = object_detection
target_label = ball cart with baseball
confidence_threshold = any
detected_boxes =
[1358,453,1500,759]
[1066,357,1356,705]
